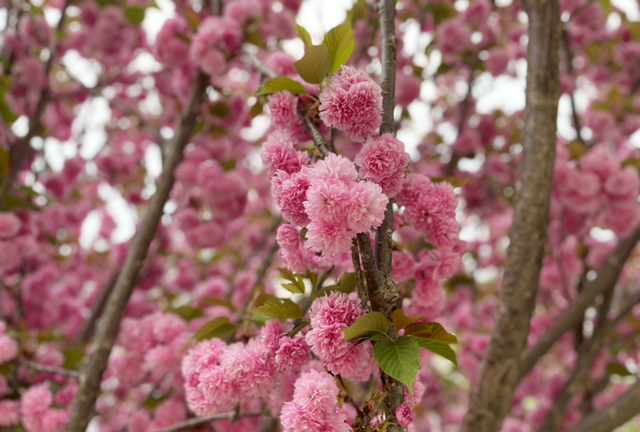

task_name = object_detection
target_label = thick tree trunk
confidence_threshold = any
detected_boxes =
[459,1,561,431]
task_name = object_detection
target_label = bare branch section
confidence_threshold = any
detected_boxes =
[519,223,640,378]
[564,382,640,432]
[65,71,210,432]
[0,0,71,208]
[23,360,79,378]
[149,412,262,432]
[459,0,561,431]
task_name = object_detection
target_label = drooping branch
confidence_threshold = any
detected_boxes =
[65,71,210,432]
[563,382,640,432]
[519,223,640,379]
[149,412,262,432]
[459,0,561,431]
[0,0,71,208]
[23,360,80,378]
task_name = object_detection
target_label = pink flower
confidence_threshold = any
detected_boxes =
[275,335,312,372]
[0,213,21,238]
[599,203,640,237]
[347,181,389,233]
[396,73,422,108]
[277,170,311,227]
[392,251,416,283]
[319,66,383,142]
[305,324,352,360]
[304,179,351,223]
[307,154,359,185]
[280,402,323,432]
[326,341,377,382]
[269,91,299,128]
[604,167,640,203]
[0,400,20,427]
[0,334,18,363]
[355,134,410,197]
[155,18,190,67]
[292,370,339,414]
[202,172,248,221]
[396,173,432,207]
[305,220,353,257]
[485,48,511,76]
[261,132,310,177]
[190,17,242,75]
[437,19,472,57]
[410,277,445,319]
[403,182,460,248]
[308,292,366,329]
[396,402,415,426]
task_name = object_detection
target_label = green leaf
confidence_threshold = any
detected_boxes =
[170,305,204,321]
[296,24,313,46]
[63,349,84,369]
[392,310,420,332]
[201,297,237,312]
[607,362,632,376]
[431,176,469,188]
[622,157,640,171]
[343,312,389,342]
[317,272,357,297]
[0,102,18,124]
[254,297,304,319]
[294,45,329,85]
[289,320,310,337]
[190,317,236,342]
[346,0,368,22]
[209,102,231,117]
[323,22,355,74]
[255,77,307,97]
[404,322,457,344]
[415,338,457,365]
[565,141,587,160]
[278,268,306,295]
[0,147,10,181]
[373,336,421,393]
[0,362,10,376]
[124,6,146,25]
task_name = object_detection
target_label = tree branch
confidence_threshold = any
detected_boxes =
[538,284,615,432]
[561,26,584,145]
[459,1,561,431]
[0,0,71,208]
[76,271,120,344]
[563,382,640,432]
[149,412,262,432]
[65,71,210,432]
[351,239,368,307]
[23,360,80,378]
[520,223,640,379]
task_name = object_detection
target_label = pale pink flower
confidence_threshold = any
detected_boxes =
[305,220,353,257]
[326,341,376,382]
[0,334,18,363]
[304,179,351,223]
[261,132,310,177]
[396,173,432,206]
[396,73,422,108]
[275,334,312,372]
[410,277,445,319]
[307,153,359,184]
[604,167,640,203]
[437,19,472,57]
[347,181,389,233]
[392,251,416,283]
[277,170,311,227]
[319,66,383,142]
[355,134,410,197]
[202,172,248,221]
[403,182,460,248]
[292,370,339,414]
[396,402,415,426]
[485,48,511,76]
[280,402,323,432]
[0,400,20,427]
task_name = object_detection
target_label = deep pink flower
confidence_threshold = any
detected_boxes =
[604,167,640,203]
[347,181,389,233]
[305,220,353,257]
[485,48,511,76]
[326,342,376,382]
[319,66,383,142]
[304,178,351,223]
[0,400,20,427]
[403,182,460,248]
[278,170,311,227]
[261,132,310,177]
[396,402,415,426]
[437,19,472,57]
[292,370,339,414]
[0,334,18,363]
[355,134,410,197]
[155,18,190,67]
[280,402,323,432]
[269,91,299,129]
[275,334,312,372]
[0,212,21,239]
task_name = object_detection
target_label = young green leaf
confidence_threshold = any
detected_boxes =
[606,362,632,376]
[343,312,389,342]
[317,272,357,297]
[372,336,421,393]
[201,297,237,312]
[294,45,329,84]
[190,317,236,342]
[392,309,421,332]
[124,6,146,25]
[278,267,306,294]
[404,322,458,344]
[296,24,313,46]
[323,22,356,74]
[415,338,457,366]
[254,297,304,319]
[255,77,307,97]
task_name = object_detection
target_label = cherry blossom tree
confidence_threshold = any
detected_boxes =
[0,0,640,432]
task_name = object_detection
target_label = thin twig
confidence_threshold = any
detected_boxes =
[561,27,584,145]
[23,360,80,378]
[351,239,368,307]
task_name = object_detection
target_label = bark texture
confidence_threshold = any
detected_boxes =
[459,1,561,431]
[65,71,210,432]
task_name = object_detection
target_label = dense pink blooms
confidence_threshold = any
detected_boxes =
[276,224,324,273]
[190,17,242,75]
[485,48,511,76]
[269,91,299,128]
[437,19,472,56]
[396,402,415,426]
[21,384,69,432]
[409,277,445,318]
[307,154,359,184]
[347,181,389,233]
[396,73,422,108]
[155,18,190,67]
[305,220,353,257]
[261,132,310,177]
[0,334,18,363]
[0,400,20,427]
[0,213,21,238]
[281,370,350,432]
[319,66,383,142]
[275,334,311,372]
[355,134,410,197]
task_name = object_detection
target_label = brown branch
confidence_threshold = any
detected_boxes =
[445,69,475,176]
[0,0,71,208]
[23,360,80,378]
[459,1,562,431]
[538,284,614,432]
[351,239,368,307]
[149,412,262,432]
[65,71,210,432]
[77,271,120,344]
[520,223,640,379]
[564,382,640,432]
[561,27,584,145]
